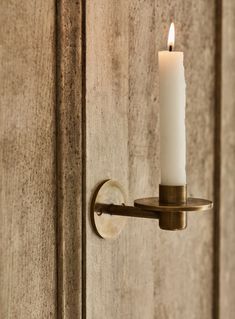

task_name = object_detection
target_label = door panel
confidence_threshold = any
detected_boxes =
[0,1,56,318]
[86,1,130,317]
[85,1,215,318]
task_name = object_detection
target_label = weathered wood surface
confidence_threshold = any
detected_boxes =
[85,0,129,318]
[56,1,83,318]
[0,1,56,318]
[85,1,215,318]
[2,0,234,317]
[220,0,235,317]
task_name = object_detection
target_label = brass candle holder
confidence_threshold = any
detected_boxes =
[91,180,213,239]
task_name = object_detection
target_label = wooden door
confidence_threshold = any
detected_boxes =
[0,1,234,318]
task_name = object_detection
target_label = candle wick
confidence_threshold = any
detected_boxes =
[169,45,173,52]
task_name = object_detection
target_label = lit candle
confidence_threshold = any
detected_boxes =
[158,23,186,186]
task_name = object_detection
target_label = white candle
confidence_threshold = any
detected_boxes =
[158,23,186,186]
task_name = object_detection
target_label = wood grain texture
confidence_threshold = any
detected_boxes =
[0,1,56,318]
[153,2,215,318]
[85,1,215,318]
[56,1,83,318]
[220,0,235,317]
[85,1,129,318]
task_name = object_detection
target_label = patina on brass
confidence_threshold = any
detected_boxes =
[96,203,160,220]
[159,184,187,231]
[92,180,213,238]
[134,197,212,212]
[159,184,187,204]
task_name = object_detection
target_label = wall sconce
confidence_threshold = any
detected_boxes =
[91,23,213,239]
[91,180,213,239]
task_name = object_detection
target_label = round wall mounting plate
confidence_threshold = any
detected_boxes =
[91,180,127,239]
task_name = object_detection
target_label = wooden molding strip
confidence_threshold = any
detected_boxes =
[55,1,84,318]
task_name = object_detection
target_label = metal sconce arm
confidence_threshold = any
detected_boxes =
[91,180,213,239]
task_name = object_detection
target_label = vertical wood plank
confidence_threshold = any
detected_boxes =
[0,1,56,318]
[56,0,83,318]
[220,0,235,317]
[86,0,129,318]
[85,1,215,319]
[130,1,215,318]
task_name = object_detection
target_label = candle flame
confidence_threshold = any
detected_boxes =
[167,22,175,51]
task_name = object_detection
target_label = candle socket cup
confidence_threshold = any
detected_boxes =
[159,184,187,230]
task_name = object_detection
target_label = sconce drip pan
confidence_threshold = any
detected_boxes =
[134,197,213,212]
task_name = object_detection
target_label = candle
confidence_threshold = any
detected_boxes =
[158,23,186,186]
